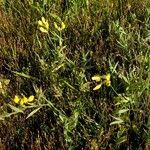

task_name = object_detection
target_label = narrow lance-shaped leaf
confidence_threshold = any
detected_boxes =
[118,109,129,114]
[110,119,124,125]
[26,107,41,119]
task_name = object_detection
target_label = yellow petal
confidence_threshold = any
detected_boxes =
[20,99,25,106]
[38,20,43,26]
[22,96,28,103]
[13,96,20,104]
[45,21,49,30]
[41,17,46,23]
[39,27,48,33]
[54,22,58,29]
[0,82,2,89]
[54,22,61,31]
[93,84,102,90]
[105,80,111,86]
[92,75,101,82]
[105,73,111,82]
[61,22,65,30]
[28,96,34,102]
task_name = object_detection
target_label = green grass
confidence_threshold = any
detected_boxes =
[0,0,150,149]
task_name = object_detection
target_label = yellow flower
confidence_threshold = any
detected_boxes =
[20,100,24,106]
[22,96,28,103]
[13,95,35,106]
[19,96,27,106]
[92,75,101,82]
[61,22,65,30]
[104,73,111,86]
[92,73,111,90]
[38,17,49,33]
[105,73,110,81]
[105,80,111,86]
[54,21,65,31]
[13,95,20,104]
[93,83,102,90]
[28,95,34,102]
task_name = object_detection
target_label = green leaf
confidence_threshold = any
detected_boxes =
[118,109,129,114]
[8,104,24,113]
[110,116,124,125]
[49,13,61,22]
[12,71,38,80]
[59,114,66,123]
[52,63,65,72]
[0,112,18,118]
[119,74,129,84]
[80,82,90,91]
[109,60,119,74]
[110,120,124,125]
[26,107,41,119]
[117,136,127,145]
[63,80,78,91]
[0,116,4,120]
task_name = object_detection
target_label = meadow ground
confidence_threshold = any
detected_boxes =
[0,0,150,149]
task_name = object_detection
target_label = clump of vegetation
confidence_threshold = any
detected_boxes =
[0,0,150,149]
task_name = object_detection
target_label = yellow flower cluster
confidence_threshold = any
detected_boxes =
[38,17,66,33]
[38,17,49,33]
[92,73,111,90]
[13,95,34,106]
[54,21,65,31]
